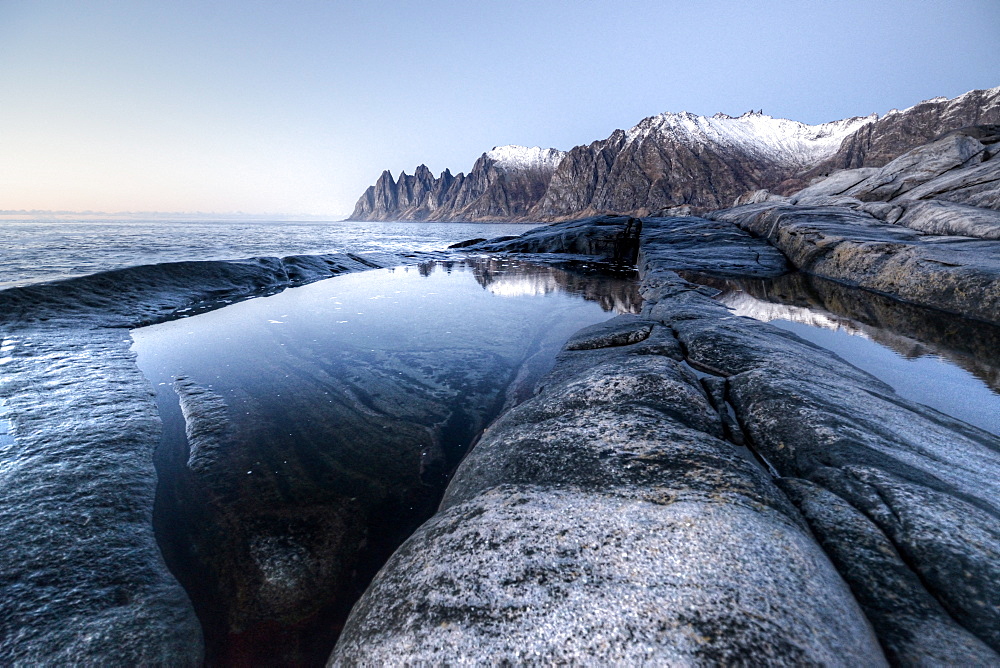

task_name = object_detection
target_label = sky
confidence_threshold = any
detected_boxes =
[0,0,998,217]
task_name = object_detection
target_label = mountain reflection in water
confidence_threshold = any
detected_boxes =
[680,270,1000,436]
[132,258,639,666]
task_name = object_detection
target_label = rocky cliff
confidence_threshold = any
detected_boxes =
[350,87,1000,222]
[789,87,1000,186]
[529,112,872,219]
[350,146,565,221]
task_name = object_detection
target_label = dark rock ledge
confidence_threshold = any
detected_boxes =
[332,219,1000,664]
[709,125,1000,326]
[0,252,399,665]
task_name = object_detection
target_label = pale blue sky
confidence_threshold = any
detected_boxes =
[1,0,997,216]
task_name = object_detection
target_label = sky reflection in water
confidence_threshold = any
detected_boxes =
[129,258,639,665]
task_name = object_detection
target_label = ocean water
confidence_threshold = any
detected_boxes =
[0,218,537,289]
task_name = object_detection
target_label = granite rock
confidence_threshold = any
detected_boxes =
[653,283,1000,655]
[779,478,998,666]
[710,203,1000,325]
[331,313,885,665]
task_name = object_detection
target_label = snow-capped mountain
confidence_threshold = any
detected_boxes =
[625,111,875,168]
[484,145,566,172]
[350,87,1000,222]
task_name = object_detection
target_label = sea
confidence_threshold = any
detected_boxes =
[0,217,538,289]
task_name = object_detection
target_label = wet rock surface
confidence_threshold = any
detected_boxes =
[0,328,205,665]
[332,314,885,665]
[682,270,1000,395]
[466,213,789,278]
[0,253,397,664]
[333,215,1000,663]
[711,203,1000,325]
[649,276,1000,655]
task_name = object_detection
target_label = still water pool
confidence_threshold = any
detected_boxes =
[682,271,1000,437]
[131,257,639,665]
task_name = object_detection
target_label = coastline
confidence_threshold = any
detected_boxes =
[1,207,998,663]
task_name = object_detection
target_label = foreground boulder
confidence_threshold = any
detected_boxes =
[333,218,1000,664]
[331,314,885,664]
[643,270,1000,661]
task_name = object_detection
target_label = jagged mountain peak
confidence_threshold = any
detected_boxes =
[885,86,1000,118]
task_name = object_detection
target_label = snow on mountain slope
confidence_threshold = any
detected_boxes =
[625,110,877,167]
[485,145,566,172]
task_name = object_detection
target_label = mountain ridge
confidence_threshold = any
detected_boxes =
[350,86,1000,222]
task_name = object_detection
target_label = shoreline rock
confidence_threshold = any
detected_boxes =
[332,213,1000,663]
[331,314,886,665]
[0,253,402,663]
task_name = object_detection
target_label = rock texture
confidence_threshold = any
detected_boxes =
[683,270,1000,396]
[711,125,1000,325]
[0,253,395,664]
[351,87,1000,222]
[467,213,789,278]
[647,273,1000,659]
[332,217,1000,664]
[331,314,886,665]
[350,146,564,221]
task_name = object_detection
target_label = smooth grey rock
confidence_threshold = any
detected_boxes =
[732,188,793,206]
[790,167,880,202]
[780,478,999,665]
[894,199,1000,239]
[899,155,1000,210]
[857,201,903,222]
[710,203,1000,325]
[563,313,654,350]
[843,133,987,201]
[790,125,1000,212]
[333,489,883,666]
[332,306,885,665]
[656,288,1000,653]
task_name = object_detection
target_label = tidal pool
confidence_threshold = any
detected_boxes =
[680,271,1000,436]
[131,258,639,665]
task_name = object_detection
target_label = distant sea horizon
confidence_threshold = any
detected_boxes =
[0,217,539,290]
[0,210,353,222]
